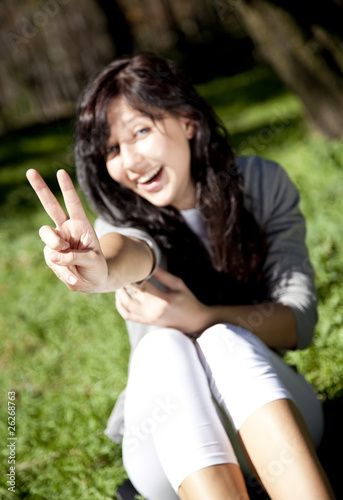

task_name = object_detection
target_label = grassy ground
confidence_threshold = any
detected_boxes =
[1,65,342,499]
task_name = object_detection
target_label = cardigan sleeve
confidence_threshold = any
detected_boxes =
[240,156,318,350]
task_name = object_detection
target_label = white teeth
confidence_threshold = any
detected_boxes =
[137,166,162,184]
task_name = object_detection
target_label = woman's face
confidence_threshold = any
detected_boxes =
[105,97,196,210]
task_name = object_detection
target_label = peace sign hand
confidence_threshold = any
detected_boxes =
[26,169,109,293]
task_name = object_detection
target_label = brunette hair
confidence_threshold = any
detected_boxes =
[75,52,266,305]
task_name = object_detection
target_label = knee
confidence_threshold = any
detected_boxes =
[198,322,266,364]
[200,323,251,350]
[136,327,189,353]
[131,328,194,372]
[202,322,252,339]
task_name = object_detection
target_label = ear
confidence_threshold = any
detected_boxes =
[180,116,195,140]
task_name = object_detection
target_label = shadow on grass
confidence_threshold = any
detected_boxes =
[318,395,343,497]
[0,118,74,169]
[229,115,305,156]
[0,117,77,222]
[198,66,288,111]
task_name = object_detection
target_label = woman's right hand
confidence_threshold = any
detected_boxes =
[26,169,109,293]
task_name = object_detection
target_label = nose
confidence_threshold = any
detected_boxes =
[120,140,143,172]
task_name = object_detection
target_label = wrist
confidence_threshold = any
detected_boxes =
[201,304,220,329]
[88,261,118,294]
[204,305,234,328]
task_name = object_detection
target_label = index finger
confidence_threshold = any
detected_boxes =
[26,169,68,227]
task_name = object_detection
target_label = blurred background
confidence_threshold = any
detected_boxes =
[1,1,343,499]
[1,0,343,137]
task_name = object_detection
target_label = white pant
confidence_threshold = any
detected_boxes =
[122,324,323,500]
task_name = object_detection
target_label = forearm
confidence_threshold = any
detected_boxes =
[205,302,297,349]
[100,233,154,292]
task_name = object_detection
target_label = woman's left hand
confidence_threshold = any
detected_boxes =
[115,267,212,335]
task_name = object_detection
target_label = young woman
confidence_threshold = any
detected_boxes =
[27,52,335,499]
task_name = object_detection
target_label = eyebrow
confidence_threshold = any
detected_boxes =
[122,112,150,127]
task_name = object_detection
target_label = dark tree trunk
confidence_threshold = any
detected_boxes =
[0,0,115,134]
[95,0,135,56]
[230,0,343,138]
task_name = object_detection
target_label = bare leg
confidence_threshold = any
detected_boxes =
[178,463,249,500]
[238,398,336,500]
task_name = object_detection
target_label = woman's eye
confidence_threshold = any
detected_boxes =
[136,127,150,136]
[106,145,119,156]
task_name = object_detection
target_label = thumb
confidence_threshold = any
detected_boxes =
[153,267,184,291]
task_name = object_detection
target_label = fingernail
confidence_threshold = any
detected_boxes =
[62,243,69,251]
[68,275,77,285]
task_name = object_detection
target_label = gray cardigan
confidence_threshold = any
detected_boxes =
[95,156,318,442]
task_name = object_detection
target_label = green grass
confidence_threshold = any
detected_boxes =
[1,65,343,499]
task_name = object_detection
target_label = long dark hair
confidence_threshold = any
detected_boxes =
[75,52,267,305]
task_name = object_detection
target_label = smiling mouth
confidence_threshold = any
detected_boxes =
[137,166,163,184]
